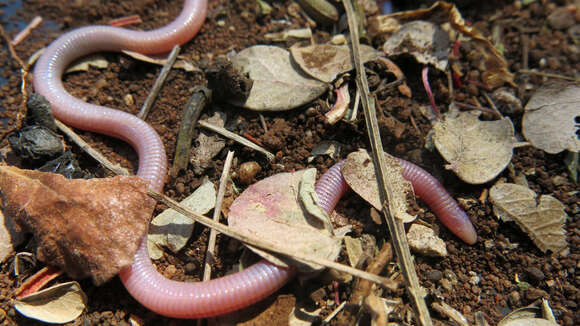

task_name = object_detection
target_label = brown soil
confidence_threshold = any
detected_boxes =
[0,0,578,325]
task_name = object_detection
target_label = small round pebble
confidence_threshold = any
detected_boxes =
[238,161,261,185]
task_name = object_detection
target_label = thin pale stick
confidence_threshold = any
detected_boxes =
[198,120,275,161]
[202,151,234,281]
[148,190,399,291]
[137,44,181,119]
[342,0,433,325]
[55,120,130,176]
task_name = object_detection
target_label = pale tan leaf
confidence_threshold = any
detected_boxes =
[433,109,516,184]
[230,45,328,111]
[291,44,381,83]
[148,179,216,259]
[500,318,559,326]
[14,281,87,324]
[522,82,580,154]
[489,183,568,253]
[407,224,447,257]
[342,149,415,222]
[0,210,25,262]
[0,166,154,285]
[383,21,450,71]
[65,55,108,73]
[228,169,343,272]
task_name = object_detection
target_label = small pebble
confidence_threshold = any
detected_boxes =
[164,265,177,278]
[525,287,548,300]
[425,269,443,282]
[238,161,261,185]
[525,266,546,283]
[175,182,185,194]
[184,262,197,274]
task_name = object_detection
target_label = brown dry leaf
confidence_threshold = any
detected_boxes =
[383,21,450,71]
[290,44,381,83]
[0,166,154,285]
[228,169,343,272]
[230,45,328,111]
[433,109,516,184]
[342,149,415,222]
[14,281,87,323]
[522,82,580,154]
[489,183,568,254]
[384,1,515,88]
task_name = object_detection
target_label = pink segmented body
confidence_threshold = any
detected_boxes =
[314,160,476,245]
[32,0,475,318]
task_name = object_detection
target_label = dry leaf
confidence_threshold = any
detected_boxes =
[291,44,381,83]
[308,140,343,163]
[344,236,363,267]
[228,169,343,272]
[489,183,568,254]
[122,50,200,72]
[65,55,108,73]
[433,109,516,184]
[0,166,154,285]
[288,306,322,326]
[148,179,216,259]
[342,149,416,222]
[384,1,515,88]
[14,281,87,324]
[522,82,580,154]
[383,21,450,71]
[230,45,328,111]
[0,209,25,262]
[190,112,226,175]
[407,224,447,257]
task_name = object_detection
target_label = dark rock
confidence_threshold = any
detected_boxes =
[425,269,443,282]
[525,266,545,283]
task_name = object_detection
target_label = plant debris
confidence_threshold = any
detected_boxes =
[228,169,344,272]
[383,20,450,71]
[342,149,415,222]
[489,183,568,254]
[433,108,517,184]
[407,224,447,257]
[0,210,25,262]
[522,82,580,154]
[0,166,154,284]
[230,45,328,111]
[290,44,381,83]
[148,178,216,260]
[14,281,87,324]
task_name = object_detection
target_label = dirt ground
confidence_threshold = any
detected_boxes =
[0,0,578,325]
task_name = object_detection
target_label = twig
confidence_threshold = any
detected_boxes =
[259,114,268,132]
[109,15,142,27]
[171,87,210,174]
[341,0,433,325]
[323,301,347,324]
[137,44,181,119]
[11,16,43,46]
[198,120,276,161]
[202,151,234,282]
[147,189,399,291]
[518,69,580,82]
[55,120,130,176]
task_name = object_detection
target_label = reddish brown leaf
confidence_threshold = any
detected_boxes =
[0,166,154,285]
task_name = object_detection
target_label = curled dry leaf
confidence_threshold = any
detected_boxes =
[383,21,450,71]
[489,183,568,254]
[65,54,108,74]
[342,149,415,223]
[290,44,381,83]
[228,169,343,273]
[148,179,216,260]
[14,281,87,324]
[433,109,516,184]
[522,82,580,154]
[0,166,154,285]
[384,1,514,88]
[230,45,328,111]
